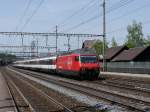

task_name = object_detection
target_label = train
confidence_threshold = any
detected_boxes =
[13,52,100,80]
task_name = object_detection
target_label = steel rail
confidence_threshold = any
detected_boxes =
[4,76,20,112]
[11,67,150,112]
[107,77,150,85]
[7,67,74,112]
[92,80,150,95]
[4,74,36,112]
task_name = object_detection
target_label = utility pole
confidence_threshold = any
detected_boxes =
[64,35,71,51]
[46,35,48,46]
[55,25,58,54]
[37,38,39,57]
[77,36,79,49]
[67,35,70,51]
[45,35,50,52]
[103,0,106,71]
[21,33,24,59]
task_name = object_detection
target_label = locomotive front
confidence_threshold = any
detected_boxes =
[76,54,100,79]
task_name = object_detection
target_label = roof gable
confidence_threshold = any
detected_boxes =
[82,40,97,48]
[105,46,128,60]
[112,47,149,62]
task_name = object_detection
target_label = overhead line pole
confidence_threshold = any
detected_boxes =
[37,38,39,57]
[67,35,70,51]
[56,25,58,54]
[77,36,79,49]
[21,33,25,59]
[103,0,106,72]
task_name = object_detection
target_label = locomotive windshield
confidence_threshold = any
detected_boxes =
[80,56,97,63]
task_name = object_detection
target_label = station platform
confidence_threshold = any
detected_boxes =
[101,72,150,81]
[0,72,16,112]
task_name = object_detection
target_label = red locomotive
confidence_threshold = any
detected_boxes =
[13,49,100,80]
[56,53,100,79]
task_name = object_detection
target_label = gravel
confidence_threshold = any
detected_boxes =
[7,67,137,112]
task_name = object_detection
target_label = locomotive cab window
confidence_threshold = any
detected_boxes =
[80,56,97,63]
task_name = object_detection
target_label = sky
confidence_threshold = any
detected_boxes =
[0,0,150,53]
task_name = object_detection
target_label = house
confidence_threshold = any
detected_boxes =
[99,45,128,62]
[107,46,150,74]
[112,46,150,62]
[82,40,97,49]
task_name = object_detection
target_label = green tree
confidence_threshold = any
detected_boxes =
[125,21,145,48]
[92,40,108,55]
[111,37,118,47]
[145,35,150,46]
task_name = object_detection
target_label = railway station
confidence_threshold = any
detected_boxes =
[0,0,150,112]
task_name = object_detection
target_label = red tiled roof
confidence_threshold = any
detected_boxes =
[112,47,148,61]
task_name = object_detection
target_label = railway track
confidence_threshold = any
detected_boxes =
[4,75,20,112]
[103,77,150,89]
[107,77,150,84]
[11,67,150,97]
[9,67,150,112]
[4,74,35,112]
[3,68,74,112]
[91,80,150,98]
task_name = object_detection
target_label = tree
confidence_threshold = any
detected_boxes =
[125,21,145,48]
[111,37,118,47]
[145,35,150,46]
[92,40,108,55]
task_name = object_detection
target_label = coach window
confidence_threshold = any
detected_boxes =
[40,60,44,64]
[39,60,42,64]
[41,60,48,65]
[33,61,36,64]
[52,60,56,65]
[33,61,35,64]
[45,59,49,65]
[49,59,52,65]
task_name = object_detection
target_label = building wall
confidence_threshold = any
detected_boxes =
[135,48,150,61]
[105,62,150,74]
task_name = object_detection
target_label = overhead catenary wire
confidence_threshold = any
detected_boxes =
[20,0,45,31]
[107,0,134,13]
[58,0,100,28]
[61,14,100,33]
[58,0,93,25]
[107,19,150,34]
[100,0,150,35]
[105,1,150,34]
[79,1,150,34]
[109,2,150,23]
[62,0,135,33]
[48,0,100,32]
[15,0,32,31]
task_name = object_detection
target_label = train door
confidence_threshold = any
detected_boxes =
[67,56,72,70]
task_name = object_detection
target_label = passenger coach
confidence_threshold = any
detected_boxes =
[13,56,56,73]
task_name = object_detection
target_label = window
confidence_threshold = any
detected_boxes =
[80,56,97,63]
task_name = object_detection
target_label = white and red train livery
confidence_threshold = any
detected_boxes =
[13,53,100,79]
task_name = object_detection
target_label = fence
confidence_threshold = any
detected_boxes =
[103,62,150,74]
